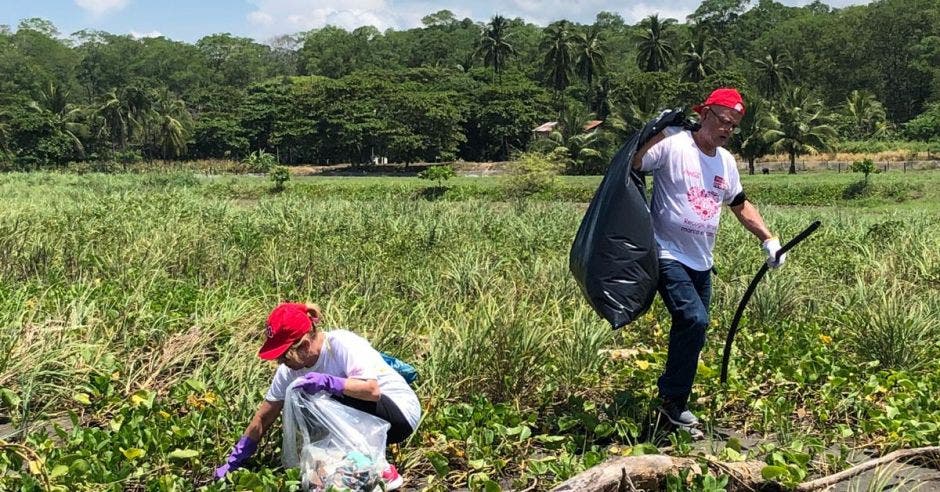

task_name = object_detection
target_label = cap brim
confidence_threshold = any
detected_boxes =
[258,340,292,360]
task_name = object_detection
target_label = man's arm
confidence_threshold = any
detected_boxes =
[631,132,667,170]
[730,200,773,242]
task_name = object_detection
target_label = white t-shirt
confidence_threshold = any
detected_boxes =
[640,129,743,271]
[265,329,421,431]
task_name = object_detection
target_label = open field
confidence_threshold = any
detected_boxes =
[1,170,938,491]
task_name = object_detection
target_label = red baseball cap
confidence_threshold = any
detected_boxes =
[258,303,318,360]
[693,88,745,116]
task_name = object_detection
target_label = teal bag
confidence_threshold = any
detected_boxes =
[380,353,418,385]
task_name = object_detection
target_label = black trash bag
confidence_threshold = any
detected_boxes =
[569,109,692,329]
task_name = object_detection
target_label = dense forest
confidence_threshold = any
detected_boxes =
[1,0,939,173]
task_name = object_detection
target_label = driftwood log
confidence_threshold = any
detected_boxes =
[550,447,940,492]
[549,454,775,492]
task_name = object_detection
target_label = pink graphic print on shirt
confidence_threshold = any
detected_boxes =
[687,186,719,220]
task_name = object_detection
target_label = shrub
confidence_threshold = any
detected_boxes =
[418,165,456,188]
[850,158,877,183]
[839,284,939,372]
[269,165,290,192]
[505,151,564,198]
[245,150,277,173]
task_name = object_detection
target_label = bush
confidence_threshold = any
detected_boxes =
[850,158,877,182]
[840,284,939,372]
[505,151,564,199]
[269,165,290,192]
[245,150,277,173]
[418,165,456,188]
[902,104,940,141]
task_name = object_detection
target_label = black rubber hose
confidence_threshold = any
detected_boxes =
[719,220,822,384]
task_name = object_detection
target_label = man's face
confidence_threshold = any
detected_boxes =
[701,105,743,148]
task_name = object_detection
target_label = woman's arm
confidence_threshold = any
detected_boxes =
[342,378,381,402]
[243,399,284,441]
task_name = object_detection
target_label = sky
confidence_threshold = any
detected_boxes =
[2,0,871,43]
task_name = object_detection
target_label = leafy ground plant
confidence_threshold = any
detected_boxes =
[0,171,938,490]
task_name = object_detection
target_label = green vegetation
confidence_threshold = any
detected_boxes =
[269,166,290,193]
[1,0,939,173]
[0,171,938,490]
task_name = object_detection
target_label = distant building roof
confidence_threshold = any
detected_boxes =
[532,121,558,133]
[583,120,604,132]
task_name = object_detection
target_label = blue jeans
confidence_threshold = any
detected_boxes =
[657,259,712,401]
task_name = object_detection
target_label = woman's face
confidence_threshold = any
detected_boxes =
[277,332,321,370]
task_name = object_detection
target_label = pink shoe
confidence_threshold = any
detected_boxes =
[381,464,404,490]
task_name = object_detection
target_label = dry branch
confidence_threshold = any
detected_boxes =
[795,446,940,491]
[549,447,940,492]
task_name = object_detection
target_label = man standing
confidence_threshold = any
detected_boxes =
[631,88,785,435]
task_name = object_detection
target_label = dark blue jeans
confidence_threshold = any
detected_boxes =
[657,259,712,401]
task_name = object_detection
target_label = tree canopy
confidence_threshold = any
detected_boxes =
[0,0,937,170]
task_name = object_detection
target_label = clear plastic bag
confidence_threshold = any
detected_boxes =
[282,380,390,491]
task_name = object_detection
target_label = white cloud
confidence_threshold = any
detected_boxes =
[130,30,162,38]
[246,0,462,36]
[74,0,130,16]
[503,0,619,25]
[621,3,694,24]
[248,0,398,33]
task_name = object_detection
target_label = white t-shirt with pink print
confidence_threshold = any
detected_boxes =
[640,129,743,272]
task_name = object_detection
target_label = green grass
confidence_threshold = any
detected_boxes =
[194,169,940,208]
[0,170,938,490]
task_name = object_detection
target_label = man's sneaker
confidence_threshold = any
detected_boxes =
[676,424,705,441]
[381,464,404,491]
[657,398,700,428]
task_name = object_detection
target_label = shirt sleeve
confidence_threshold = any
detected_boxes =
[264,365,291,402]
[639,127,681,172]
[723,157,744,205]
[333,332,380,381]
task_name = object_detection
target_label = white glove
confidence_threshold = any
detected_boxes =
[762,237,786,268]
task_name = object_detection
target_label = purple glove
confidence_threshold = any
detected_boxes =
[214,435,258,480]
[295,372,347,396]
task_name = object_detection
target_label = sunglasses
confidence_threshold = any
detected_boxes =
[278,337,305,362]
[708,107,741,135]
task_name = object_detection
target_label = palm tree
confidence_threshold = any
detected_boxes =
[533,104,605,174]
[591,76,615,120]
[681,34,722,82]
[540,21,576,98]
[762,86,838,174]
[96,88,149,152]
[29,82,87,158]
[728,96,771,175]
[634,14,677,72]
[843,90,887,139]
[150,90,193,161]
[754,47,793,98]
[477,16,515,80]
[573,28,607,88]
[0,120,10,153]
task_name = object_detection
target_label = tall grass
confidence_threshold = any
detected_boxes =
[1,171,939,489]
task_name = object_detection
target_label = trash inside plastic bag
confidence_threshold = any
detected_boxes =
[282,381,390,491]
[380,352,418,385]
[569,109,691,329]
